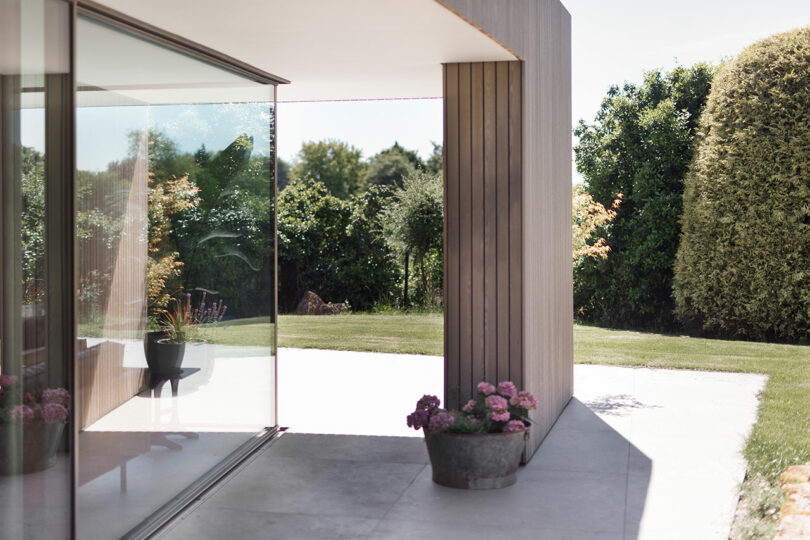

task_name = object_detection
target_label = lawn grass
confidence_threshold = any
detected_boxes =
[278,313,444,355]
[207,314,810,508]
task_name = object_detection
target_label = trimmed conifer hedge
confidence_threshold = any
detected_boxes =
[674,27,810,341]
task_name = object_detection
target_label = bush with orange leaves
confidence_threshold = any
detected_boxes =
[147,173,200,315]
[572,185,621,263]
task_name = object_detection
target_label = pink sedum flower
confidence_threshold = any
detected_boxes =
[42,388,71,408]
[490,410,510,422]
[11,405,34,424]
[503,420,526,433]
[461,399,477,413]
[497,381,517,398]
[428,411,455,432]
[510,391,538,410]
[476,382,496,396]
[41,403,68,424]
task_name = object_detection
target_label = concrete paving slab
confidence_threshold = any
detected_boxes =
[159,358,766,540]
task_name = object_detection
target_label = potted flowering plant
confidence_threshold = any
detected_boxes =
[145,292,226,377]
[0,374,70,475]
[407,380,538,489]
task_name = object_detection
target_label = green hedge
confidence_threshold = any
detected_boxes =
[674,28,810,341]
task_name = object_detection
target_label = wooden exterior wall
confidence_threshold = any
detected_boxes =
[443,61,523,406]
[441,0,573,459]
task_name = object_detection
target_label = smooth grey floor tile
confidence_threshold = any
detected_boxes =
[370,518,624,540]
[523,424,630,475]
[270,433,428,464]
[203,453,425,519]
[385,466,627,534]
[165,507,379,540]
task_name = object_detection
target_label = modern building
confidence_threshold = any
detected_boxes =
[0,0,571,537]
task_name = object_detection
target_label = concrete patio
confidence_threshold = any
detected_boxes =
[158,359,766,540]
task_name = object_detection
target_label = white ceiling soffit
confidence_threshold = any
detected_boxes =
[91,0,517,102]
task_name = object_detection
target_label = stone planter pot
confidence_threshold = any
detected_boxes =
[0,421,65,475]
[424,429,528,489]
[144,332,186,377]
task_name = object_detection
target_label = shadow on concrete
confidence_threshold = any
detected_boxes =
[534,398,652,539]
[162,399,652,539]
[584,393,661,416]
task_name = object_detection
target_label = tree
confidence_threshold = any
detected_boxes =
[290,139,365,199]
[277,157,291,190]
[572,185,621,262]
[382,170,444,306]
[276,180,398,311]
[573,62,716,329]
[364,142,421,188]
[674,28,810,342]
[147,173,200,316]
[425,142,443,175]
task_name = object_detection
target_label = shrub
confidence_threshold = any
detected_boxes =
[674,28,810,342]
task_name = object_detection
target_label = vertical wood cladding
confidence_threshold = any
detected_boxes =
[443,61,523,408]
[440,0,574,460]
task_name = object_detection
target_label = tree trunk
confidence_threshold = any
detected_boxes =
[419,256,428,302]
[403,251,410,306]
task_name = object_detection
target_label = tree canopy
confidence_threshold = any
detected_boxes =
[573,62,716,330]
[290,139,365,199]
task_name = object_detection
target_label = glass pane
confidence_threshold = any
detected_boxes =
[0,0,71,537]
[75,15,276,538]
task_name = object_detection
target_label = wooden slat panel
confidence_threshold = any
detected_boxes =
[470,62,485,388]
[508,61,523,385]
[482,62,498,383]
[495,61,511,384]
[457,63,473,406]
[443,64,460,407]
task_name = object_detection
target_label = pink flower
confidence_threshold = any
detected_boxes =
[462,399,477,413]
[416,395,440,412]
[11,405,34,424]
[476,382,496,396]
[41,403,68,424]
[428,411,455,432]
[406,410,429,430]
[485,395,510,422]
[0,374,18,388]
[503,420,526,433]
[497,381,517,398]
[484,394,508,411]
[42,388,71,408]
[510,391,538,410]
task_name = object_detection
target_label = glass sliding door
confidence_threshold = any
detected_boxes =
[0,0,72,537]
[74,14,277,538]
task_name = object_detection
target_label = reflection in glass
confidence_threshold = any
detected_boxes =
[75,16,276,538]
[0,0,71,537]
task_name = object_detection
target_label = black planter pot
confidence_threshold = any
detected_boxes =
[144,331,186,377]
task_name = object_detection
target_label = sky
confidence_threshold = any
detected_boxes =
[276,0,810,182]
[20,1,810,175]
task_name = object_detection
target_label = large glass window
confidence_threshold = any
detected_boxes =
[0,0,72,537]
[75,15,276,538]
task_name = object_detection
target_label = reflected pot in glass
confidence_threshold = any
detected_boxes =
[424,429,528,489]
[0,421,65,475]
[144,332,186,377]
